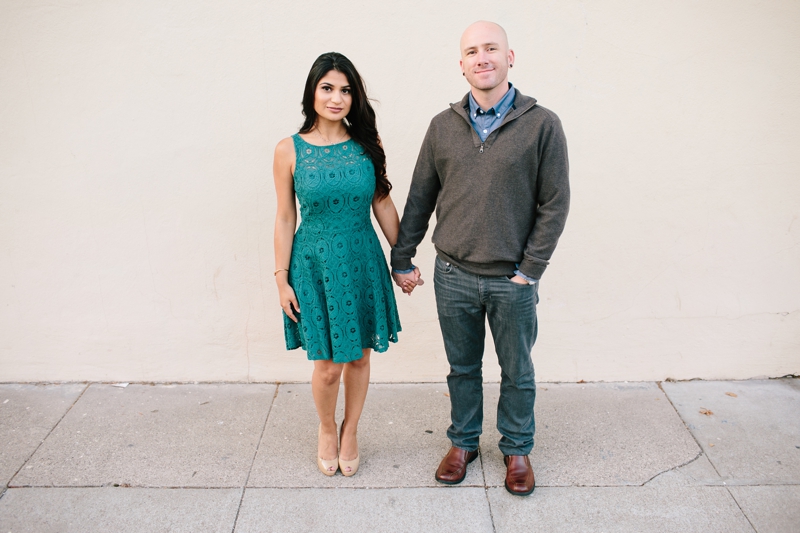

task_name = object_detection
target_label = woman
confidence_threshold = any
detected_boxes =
[273,52,404,477]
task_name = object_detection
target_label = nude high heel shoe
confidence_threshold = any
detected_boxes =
[338,420,360,477]
[338,455,359,477]
[317,424,338,476]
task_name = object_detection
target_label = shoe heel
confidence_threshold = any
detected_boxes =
[317,424,338,476]
[339,419,359,476]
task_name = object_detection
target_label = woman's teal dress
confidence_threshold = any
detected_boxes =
[284,134,401,363]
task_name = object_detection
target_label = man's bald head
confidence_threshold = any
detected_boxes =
[460,21,509,55]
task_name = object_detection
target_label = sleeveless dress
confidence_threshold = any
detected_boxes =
[283,134,401,363]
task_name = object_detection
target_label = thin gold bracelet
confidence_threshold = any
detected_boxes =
[274,268,289,276]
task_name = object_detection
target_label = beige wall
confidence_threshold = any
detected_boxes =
[1,0,798,383]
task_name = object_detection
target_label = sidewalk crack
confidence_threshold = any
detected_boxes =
[641,450,703,486]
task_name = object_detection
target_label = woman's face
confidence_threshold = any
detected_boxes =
[314,70,352,124]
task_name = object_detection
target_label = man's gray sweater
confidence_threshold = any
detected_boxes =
[391,90,570,280]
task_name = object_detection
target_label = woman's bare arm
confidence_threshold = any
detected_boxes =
[273,137,300,322]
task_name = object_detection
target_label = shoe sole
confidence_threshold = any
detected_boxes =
[435,452,479,485]
[504,480,535,496]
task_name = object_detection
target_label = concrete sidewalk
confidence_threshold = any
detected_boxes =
[0,379,798,532]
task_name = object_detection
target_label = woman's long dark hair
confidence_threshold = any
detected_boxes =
[299,52,391,200]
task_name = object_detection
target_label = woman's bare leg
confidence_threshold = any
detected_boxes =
[340,349,371,466]
[312,359,343,463]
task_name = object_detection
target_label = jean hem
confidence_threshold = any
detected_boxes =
[448,441,480,454]
[499,448,533,457]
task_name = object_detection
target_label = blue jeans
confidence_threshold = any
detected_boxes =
[433,256,539,456]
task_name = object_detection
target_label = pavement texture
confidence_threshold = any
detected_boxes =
[0,378,797,532]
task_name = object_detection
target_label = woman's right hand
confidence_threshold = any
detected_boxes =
[279,284,300,322]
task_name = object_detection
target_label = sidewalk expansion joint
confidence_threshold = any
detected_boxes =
[230,382,280,533]
[6,383,90,489]
[5,484,251,490]
[477,448,497,532]
[240,485,492,490]
[657,380,725,479]
[725,487,759,532]
[5,481,795,490]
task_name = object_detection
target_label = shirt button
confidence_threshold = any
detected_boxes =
[483,129,487,133]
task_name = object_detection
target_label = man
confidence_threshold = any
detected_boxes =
[391,21,569,496]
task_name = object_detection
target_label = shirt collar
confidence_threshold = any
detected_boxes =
[468,83,516,119]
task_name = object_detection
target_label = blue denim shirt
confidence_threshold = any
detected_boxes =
[468,83,517,142]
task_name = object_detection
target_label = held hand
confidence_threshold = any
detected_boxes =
[392,267,424,295]
[279,285,300,322]
[391,271,413,293]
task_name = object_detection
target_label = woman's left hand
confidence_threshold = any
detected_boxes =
[279,284,300,322]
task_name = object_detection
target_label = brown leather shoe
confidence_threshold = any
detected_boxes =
[504,455,535,496]
[435,446,479,485]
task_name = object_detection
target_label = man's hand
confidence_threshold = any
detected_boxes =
[392,267,424,295]
[509,275,529,285]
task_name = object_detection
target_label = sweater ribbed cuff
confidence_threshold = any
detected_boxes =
[518,258,548,280]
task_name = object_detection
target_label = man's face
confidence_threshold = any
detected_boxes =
[459,22,514,92]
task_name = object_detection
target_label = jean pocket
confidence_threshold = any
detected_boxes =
[435,256,454,274]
